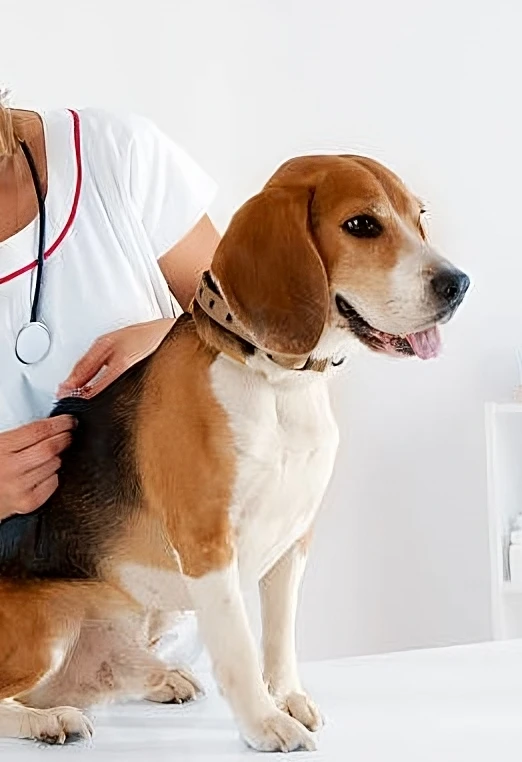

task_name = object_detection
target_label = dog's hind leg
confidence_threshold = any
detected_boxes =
[0,580,93,743]
[25,605,202,710]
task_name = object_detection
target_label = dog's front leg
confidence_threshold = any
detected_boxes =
[186,560,315,752]
[260,535,323,732]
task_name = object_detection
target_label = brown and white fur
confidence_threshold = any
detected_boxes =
[0,155,468,751]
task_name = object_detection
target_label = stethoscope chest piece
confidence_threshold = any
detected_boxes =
[16,321,51,365]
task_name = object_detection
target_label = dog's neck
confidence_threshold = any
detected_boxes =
[191,270,331,374]
[191,299,255,366]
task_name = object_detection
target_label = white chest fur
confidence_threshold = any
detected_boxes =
[210,354,339,583]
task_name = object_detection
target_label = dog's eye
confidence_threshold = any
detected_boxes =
[342,215,382,239]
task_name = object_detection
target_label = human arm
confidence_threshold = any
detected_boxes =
[57,112,219,400]
[57,214,220,399]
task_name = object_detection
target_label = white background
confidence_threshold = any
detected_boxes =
[2,0,521,660]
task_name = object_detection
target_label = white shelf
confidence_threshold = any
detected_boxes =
[486,402,522,639]
[502,581,522,595]
[490,402,522,415]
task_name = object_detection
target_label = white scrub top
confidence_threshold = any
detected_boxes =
[0,107,217,431]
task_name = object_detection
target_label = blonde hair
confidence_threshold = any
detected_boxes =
[0,87,17,157]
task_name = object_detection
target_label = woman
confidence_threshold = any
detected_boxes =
[0,99,220,523]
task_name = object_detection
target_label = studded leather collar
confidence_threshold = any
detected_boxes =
[192,270,333,374]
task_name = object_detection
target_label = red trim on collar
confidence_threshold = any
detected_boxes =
[0,109,82,285]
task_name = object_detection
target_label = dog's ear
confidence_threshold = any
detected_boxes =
[212,187,329,359]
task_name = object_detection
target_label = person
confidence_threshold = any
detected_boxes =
[0,98,220,524]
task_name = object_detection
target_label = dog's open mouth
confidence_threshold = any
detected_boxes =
[335,295,441,360]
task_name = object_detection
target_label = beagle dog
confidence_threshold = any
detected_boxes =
[0,155,469,752]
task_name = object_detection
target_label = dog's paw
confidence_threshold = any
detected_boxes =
[32,707,94,745]
[146,668,203,704]
[279,691,323,732]
[243,709,316,752]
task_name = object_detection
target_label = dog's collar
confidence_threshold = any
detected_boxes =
[192,270,331,373]
[194,271,255,351]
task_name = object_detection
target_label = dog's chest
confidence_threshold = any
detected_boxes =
[211,356,339,581]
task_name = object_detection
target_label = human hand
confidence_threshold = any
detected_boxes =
[0,416,76,520]
[57,318,175,400]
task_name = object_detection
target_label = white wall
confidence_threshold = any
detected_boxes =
[2,0,521,659]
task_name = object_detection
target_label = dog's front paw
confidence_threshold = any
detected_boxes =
[145,668,203,704]
[279,691,323,732]
[243,709,316,752]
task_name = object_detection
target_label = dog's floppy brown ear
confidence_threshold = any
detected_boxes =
[211,187,329,359]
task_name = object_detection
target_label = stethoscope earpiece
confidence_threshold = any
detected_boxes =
[15,140,49,366]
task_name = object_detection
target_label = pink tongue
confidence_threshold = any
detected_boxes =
[406,326,441,360]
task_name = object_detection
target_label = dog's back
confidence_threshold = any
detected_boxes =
[0,343,151,580]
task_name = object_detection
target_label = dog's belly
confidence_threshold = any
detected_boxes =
[113,564,198,666]
[211,356,339,582]
[117,563,193,613]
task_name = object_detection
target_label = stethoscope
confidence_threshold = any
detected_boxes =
[14,140,52,365]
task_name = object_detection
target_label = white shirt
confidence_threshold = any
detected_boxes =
[0,107,217,431]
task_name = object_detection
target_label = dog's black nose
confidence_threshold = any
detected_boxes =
[431,269,470,307]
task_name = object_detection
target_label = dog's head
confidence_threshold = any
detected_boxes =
[209,155,469,366]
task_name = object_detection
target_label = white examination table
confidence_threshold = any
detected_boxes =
[2,640,522,761]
